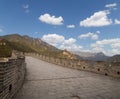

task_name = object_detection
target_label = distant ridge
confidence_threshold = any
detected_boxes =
[107,55,120,62]
[0,34,76,59]
[71,51,109,61]
[0,34,58,53]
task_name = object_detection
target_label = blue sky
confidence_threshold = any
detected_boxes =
[0,0,120,56]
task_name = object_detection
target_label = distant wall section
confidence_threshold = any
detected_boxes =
[26,53,120,78]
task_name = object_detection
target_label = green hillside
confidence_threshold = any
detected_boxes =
[0,34,76,59]
[0,39,12,57]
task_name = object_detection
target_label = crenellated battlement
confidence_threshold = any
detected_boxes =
[26,53,120,78]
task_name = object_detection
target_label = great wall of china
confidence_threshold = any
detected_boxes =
[0,52,120,99]
[26,53,120,78]
[0,56,26,99]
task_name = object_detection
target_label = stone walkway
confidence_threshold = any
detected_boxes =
[13,56,120,99]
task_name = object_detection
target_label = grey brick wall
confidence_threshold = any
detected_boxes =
[0,57,26,99]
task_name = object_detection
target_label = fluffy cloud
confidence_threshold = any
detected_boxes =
[41,34,83,51]
[91,38,120,56]
[79,32,99,40]
[92,47,106,54]
[105,3,117,8]
[63,38,76,45]
[39,13,63,25]
[115,19,120,24]
[60,44,83,51]
[80,10,112,27]
[60,38,82,51]
[67,25,75,28]
[91,39,120,46]
[111,43,120,48]
[42,34,65,46]
[111,49,120,55]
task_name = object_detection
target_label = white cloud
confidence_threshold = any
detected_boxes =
[111,49,120,55]
[92,47,106,54]
[111,43,120,48]
[115,19,120,24]
[23,4,29,9]
[67,25,75,28]
[79,32,99,40]
[41,33,120,56]
[105,3,117,8]
[60,44,83,51]
[41,34,83,51]
[91,38,120,56]
[96,31,100,34]
[39,13,63,25]
[42,34,65,46]
[63,38,76,45]
[22,4,30,13]
[60,38,82,51]
[80,10,112,27]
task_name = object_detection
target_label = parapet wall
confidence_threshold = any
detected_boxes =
[26,53,120,78]
[0,57,26,99]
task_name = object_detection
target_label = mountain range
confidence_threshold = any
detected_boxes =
[0,34,119,62]
[0,34,75,59]
[71,51,109,61]
[107,55,120,62]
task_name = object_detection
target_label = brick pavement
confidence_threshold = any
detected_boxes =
[13,56,120,99]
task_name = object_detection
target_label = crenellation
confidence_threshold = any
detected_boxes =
[26,53,120,78]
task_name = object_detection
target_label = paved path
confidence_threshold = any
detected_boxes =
[13,56,120,99]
